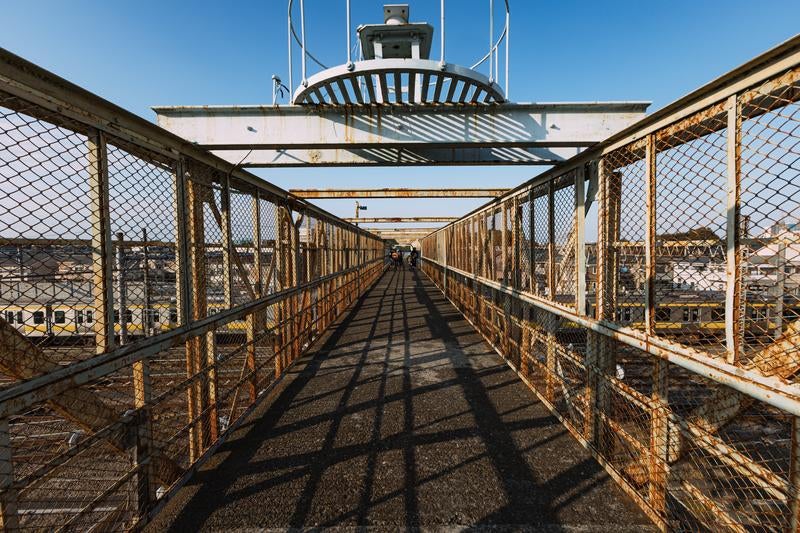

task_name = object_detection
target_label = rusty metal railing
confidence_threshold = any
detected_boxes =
[0,48,385,530]
[421,35,800,531]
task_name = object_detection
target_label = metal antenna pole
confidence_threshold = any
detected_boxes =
[505,8,510,99]
[346,0,352,67]
[440,0,446,65]
[287,1,293,99]
[300,0,307,84]
[489,0,494,81]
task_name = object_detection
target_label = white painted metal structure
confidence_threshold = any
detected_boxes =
[154,2,649,167]
[153,102,649,167]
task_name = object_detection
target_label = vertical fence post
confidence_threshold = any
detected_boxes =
[595,160,622,452]
[725,93,743,366]
[0,418,19,531]
[246,191,262,404]
[274,205,287,376]
[142,228,152,337]
[88,130,115,354]
[775,242,786,339]
[528,187,535,295]
[512,197,521,361]
[174,158,191,329]
[575,167,587,316]
[645,133,669,518]
[443,227,448,296]
[133,220,155,512]
[790,417,800,531]
[132,351,155,516]
[502,201,509,286]
[514,196,521,289]
[546,180,557,402]
[116,232,129,346]
[185,175,208,461]
[586,159,619,447]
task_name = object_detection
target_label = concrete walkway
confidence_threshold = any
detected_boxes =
[147,269,654,531]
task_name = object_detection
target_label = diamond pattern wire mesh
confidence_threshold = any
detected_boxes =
[0,83,383,529]
[532,185,549,298]
[420,64,800,532]
[228,188,257,307]
[603,145,647,329]
[0,96,94,358]
[739,69,800,374]
[656,107,728,352]
[553,176,577,309]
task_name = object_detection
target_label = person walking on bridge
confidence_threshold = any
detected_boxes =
[409,248,419,270]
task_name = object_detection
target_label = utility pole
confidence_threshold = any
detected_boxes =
[355,201,367,226]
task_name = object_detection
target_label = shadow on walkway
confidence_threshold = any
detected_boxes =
[146,270,655,531]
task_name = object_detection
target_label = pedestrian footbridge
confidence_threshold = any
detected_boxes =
[1,36,800,532]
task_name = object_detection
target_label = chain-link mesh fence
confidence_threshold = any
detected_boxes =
[421,45,800,531]
[0,54,385,530]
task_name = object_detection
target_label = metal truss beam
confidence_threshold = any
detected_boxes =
[153,102,649,167]
[365,227,440,234]
[344,217,457,223]
[289,188,508,198]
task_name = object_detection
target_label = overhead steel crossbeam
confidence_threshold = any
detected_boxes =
[153,102,649,167]
[289,188,508,198]
[365,227,440,235]
[344,216,457,223]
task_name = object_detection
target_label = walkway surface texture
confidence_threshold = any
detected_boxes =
[148,269,654,531]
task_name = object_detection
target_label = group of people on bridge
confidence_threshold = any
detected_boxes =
[389,247,418,271]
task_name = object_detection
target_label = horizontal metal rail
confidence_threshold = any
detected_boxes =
[289,188,509,198]
[344,217,458,224]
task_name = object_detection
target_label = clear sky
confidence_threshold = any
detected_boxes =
[2,0,799,226]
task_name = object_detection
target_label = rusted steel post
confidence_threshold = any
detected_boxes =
[142,228,152,337]
[221,176,234,309]
[575,167,587,316]
[88,130,115,354]
[132,350,155,514]
[321,219,329,329]
[725,94,743,366]
[528,187,535,294]
[0,418,19,531]
[790,417,800,531]
[132,235,156,510]
[645,133,669,517]
[586,159,619,446]
[443,228,448,296]
[246,191,262,403]
[501,201,511,353]
[513,196,521,289]
[775,242,786,339]
[502,201,509,286]
[595,161,621,450]
[185,177,209,461]
[275,205,290,374]
[173,158,192,329]
[546,181,557,402]
[116,232,129,346]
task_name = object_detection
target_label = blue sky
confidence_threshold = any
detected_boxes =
[2,0,799,224]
